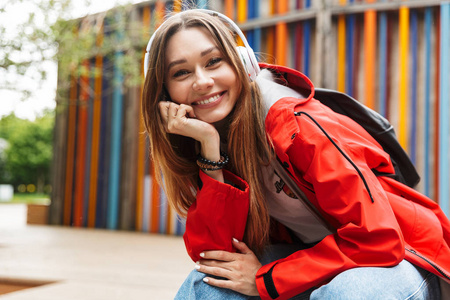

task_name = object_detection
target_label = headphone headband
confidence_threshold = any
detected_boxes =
[143,9,260,81]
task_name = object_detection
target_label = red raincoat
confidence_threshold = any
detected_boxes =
[182,64,450,300]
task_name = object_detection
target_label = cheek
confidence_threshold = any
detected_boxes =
[165,81,189,104]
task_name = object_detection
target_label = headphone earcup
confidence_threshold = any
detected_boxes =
[236,46,258,82]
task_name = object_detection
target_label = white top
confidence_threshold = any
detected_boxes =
[261,163,331,244]
[256,69,331,244]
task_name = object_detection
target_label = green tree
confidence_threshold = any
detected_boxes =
[1,0,145,103]
[1,0,146,190]
[0,113,23,183]
[0,138,9,183]
[4,112,54,193]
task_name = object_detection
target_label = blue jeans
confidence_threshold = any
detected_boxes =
[175,244,441,299]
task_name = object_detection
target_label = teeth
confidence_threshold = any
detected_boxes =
[196,94,220,105]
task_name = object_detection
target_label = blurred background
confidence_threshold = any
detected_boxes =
[2,0,449,231]
[0,0,449,297]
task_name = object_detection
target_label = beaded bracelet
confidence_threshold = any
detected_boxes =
[196,152,229,171]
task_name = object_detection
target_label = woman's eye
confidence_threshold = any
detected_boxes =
[206,57,222,67]
[173,70,189,78]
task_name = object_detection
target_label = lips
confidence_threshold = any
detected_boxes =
[193,92,225,107]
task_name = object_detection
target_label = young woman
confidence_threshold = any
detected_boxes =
[142,9,450,300]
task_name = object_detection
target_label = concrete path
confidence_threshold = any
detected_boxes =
[0,223,194,299]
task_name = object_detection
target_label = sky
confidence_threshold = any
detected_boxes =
[0,0,146,120]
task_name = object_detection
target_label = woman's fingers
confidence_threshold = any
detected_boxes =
[160,102,196,124]
[232,238,252,254]
[160,102,189,134]
[167,102,179,118]
[196,250,261,296]
[158,101,170,121]
[201,276,235,290]
[199,250,236,262]
[195,262,233,279]
[157,101,218,143]
[196,241,262,296]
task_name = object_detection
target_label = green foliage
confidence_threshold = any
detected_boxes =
[0,113,23,141]
[0,112,54,192]
[0,0,70,99]
[1,0,146,103]
[52,2,147,105]
[0,113,23,183]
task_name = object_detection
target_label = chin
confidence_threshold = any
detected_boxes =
[198,110,231,124]
[200,116,225,124]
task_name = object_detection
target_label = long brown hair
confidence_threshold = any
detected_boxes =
[142,10,271,253]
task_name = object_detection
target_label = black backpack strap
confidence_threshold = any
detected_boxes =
[314,88,420,188]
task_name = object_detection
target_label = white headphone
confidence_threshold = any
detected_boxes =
[143,9,260,81]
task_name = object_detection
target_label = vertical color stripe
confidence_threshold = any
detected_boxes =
[247,0,255,49]
[88,23,104,228]
[434,11,440,204]
[276,0,288,66]
[303,0,311,77]
[107,13,125,229]
[364,8,376,109]
[225,0,233,18]
[173,0,182,12]
[352,16,361,99]
[266,0,275,64]
[160,183,167,234]
[337,14,346,93]
[77,61,89,223]
[253,20,261,55]
[295,22,303,72]
[378,11,387,117]
[150,164,160,233]
[410,11,418,165]
[398,6,409,150]
[237,0,246,23]
[96,53,111,228]
[73,61,89,227]
[136,6,151,231]
[197,0,207,9]
[64,74,77,226]
[439,3,450,216]
[337,0,346,93]
[143,175,150,232]
[346,0,355,97]
[385,14,392,119]
[83,61,94,227]
[294,0,303,71]
[423,8,432,197]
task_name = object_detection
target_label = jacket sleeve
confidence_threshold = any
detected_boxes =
[183,169,250,262]
[256,102,405,300]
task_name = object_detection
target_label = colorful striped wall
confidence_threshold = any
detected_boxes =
[50,0,450,234]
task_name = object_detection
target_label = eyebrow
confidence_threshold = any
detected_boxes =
[166,46,219,71]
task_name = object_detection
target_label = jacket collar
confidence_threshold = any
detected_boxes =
[257,63,315,109]
[255,64,315,164]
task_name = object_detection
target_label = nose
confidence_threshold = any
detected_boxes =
[192,68,213,91]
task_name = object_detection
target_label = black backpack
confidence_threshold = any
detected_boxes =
[313,88,420,188]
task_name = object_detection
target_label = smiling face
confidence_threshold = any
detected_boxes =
[164,27,239,124]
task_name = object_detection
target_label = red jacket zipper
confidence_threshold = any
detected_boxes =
[406,248,450,280]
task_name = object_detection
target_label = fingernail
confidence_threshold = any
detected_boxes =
[195,261,200,264]
[203,277,209,283]
[233,238,239,243]
[195,265,200,270]
[199,253,205,258]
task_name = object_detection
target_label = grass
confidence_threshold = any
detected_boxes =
[10,193,50,205]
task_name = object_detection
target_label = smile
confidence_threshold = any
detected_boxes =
[194,93,223,105]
